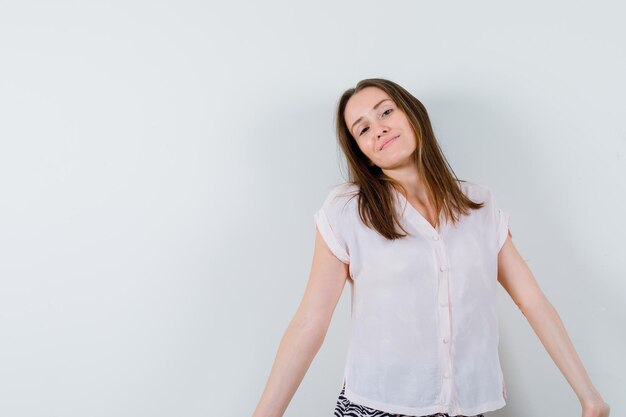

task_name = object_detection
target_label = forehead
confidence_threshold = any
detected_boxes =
[344,87,393,126]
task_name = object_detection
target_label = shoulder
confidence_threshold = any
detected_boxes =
[323,182,360,203]
[318,182,360,215]
[457,179,493,201]
[329,181,360,194]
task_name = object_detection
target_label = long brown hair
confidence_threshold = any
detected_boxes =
[335,78,484,240]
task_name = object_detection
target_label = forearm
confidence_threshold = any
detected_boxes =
[523,297,603,405]
[252,317,327,417]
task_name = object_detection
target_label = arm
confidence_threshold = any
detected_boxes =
[252,228,350,417]
[497,233,610,417]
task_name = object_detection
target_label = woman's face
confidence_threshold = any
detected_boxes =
[343,86,417,170]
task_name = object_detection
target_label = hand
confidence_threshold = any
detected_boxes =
[581,398,610,417]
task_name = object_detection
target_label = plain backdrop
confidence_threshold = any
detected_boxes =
[0,1,624,416]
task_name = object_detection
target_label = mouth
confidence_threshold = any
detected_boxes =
[380,135,399,151]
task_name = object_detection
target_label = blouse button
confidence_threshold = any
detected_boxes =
[443,372,450,379]
[443,337,449,344]
[432,235,439,241]
[439,301,448,307]
[439,265,447,271]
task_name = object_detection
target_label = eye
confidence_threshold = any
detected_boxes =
[358,109,393,136]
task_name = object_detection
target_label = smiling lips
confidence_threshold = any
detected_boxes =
[380,135,399,150]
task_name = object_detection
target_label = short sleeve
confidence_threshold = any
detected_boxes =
[496,207,511,252]
[313,186,352,264]
[484,184,511,252]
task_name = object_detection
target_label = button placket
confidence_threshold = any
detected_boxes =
[433,235,453,406]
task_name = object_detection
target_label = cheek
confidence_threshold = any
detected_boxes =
[357,139,374,157]
[397,114,411,127]
[400,120,416,140]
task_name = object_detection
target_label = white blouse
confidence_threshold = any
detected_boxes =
[313,179,510,416]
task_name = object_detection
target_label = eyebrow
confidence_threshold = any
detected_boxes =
[350,99,393,134]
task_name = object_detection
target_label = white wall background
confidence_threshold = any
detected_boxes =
[0,1,624,416]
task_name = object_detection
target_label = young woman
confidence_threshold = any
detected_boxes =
[251,78,610,417]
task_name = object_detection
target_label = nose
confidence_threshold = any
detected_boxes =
[375,127,390,150]
[374,120,389,138]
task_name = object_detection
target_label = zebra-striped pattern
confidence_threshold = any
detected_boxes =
[333,382,485,417]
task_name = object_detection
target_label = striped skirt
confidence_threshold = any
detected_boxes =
[334,382,485,417]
